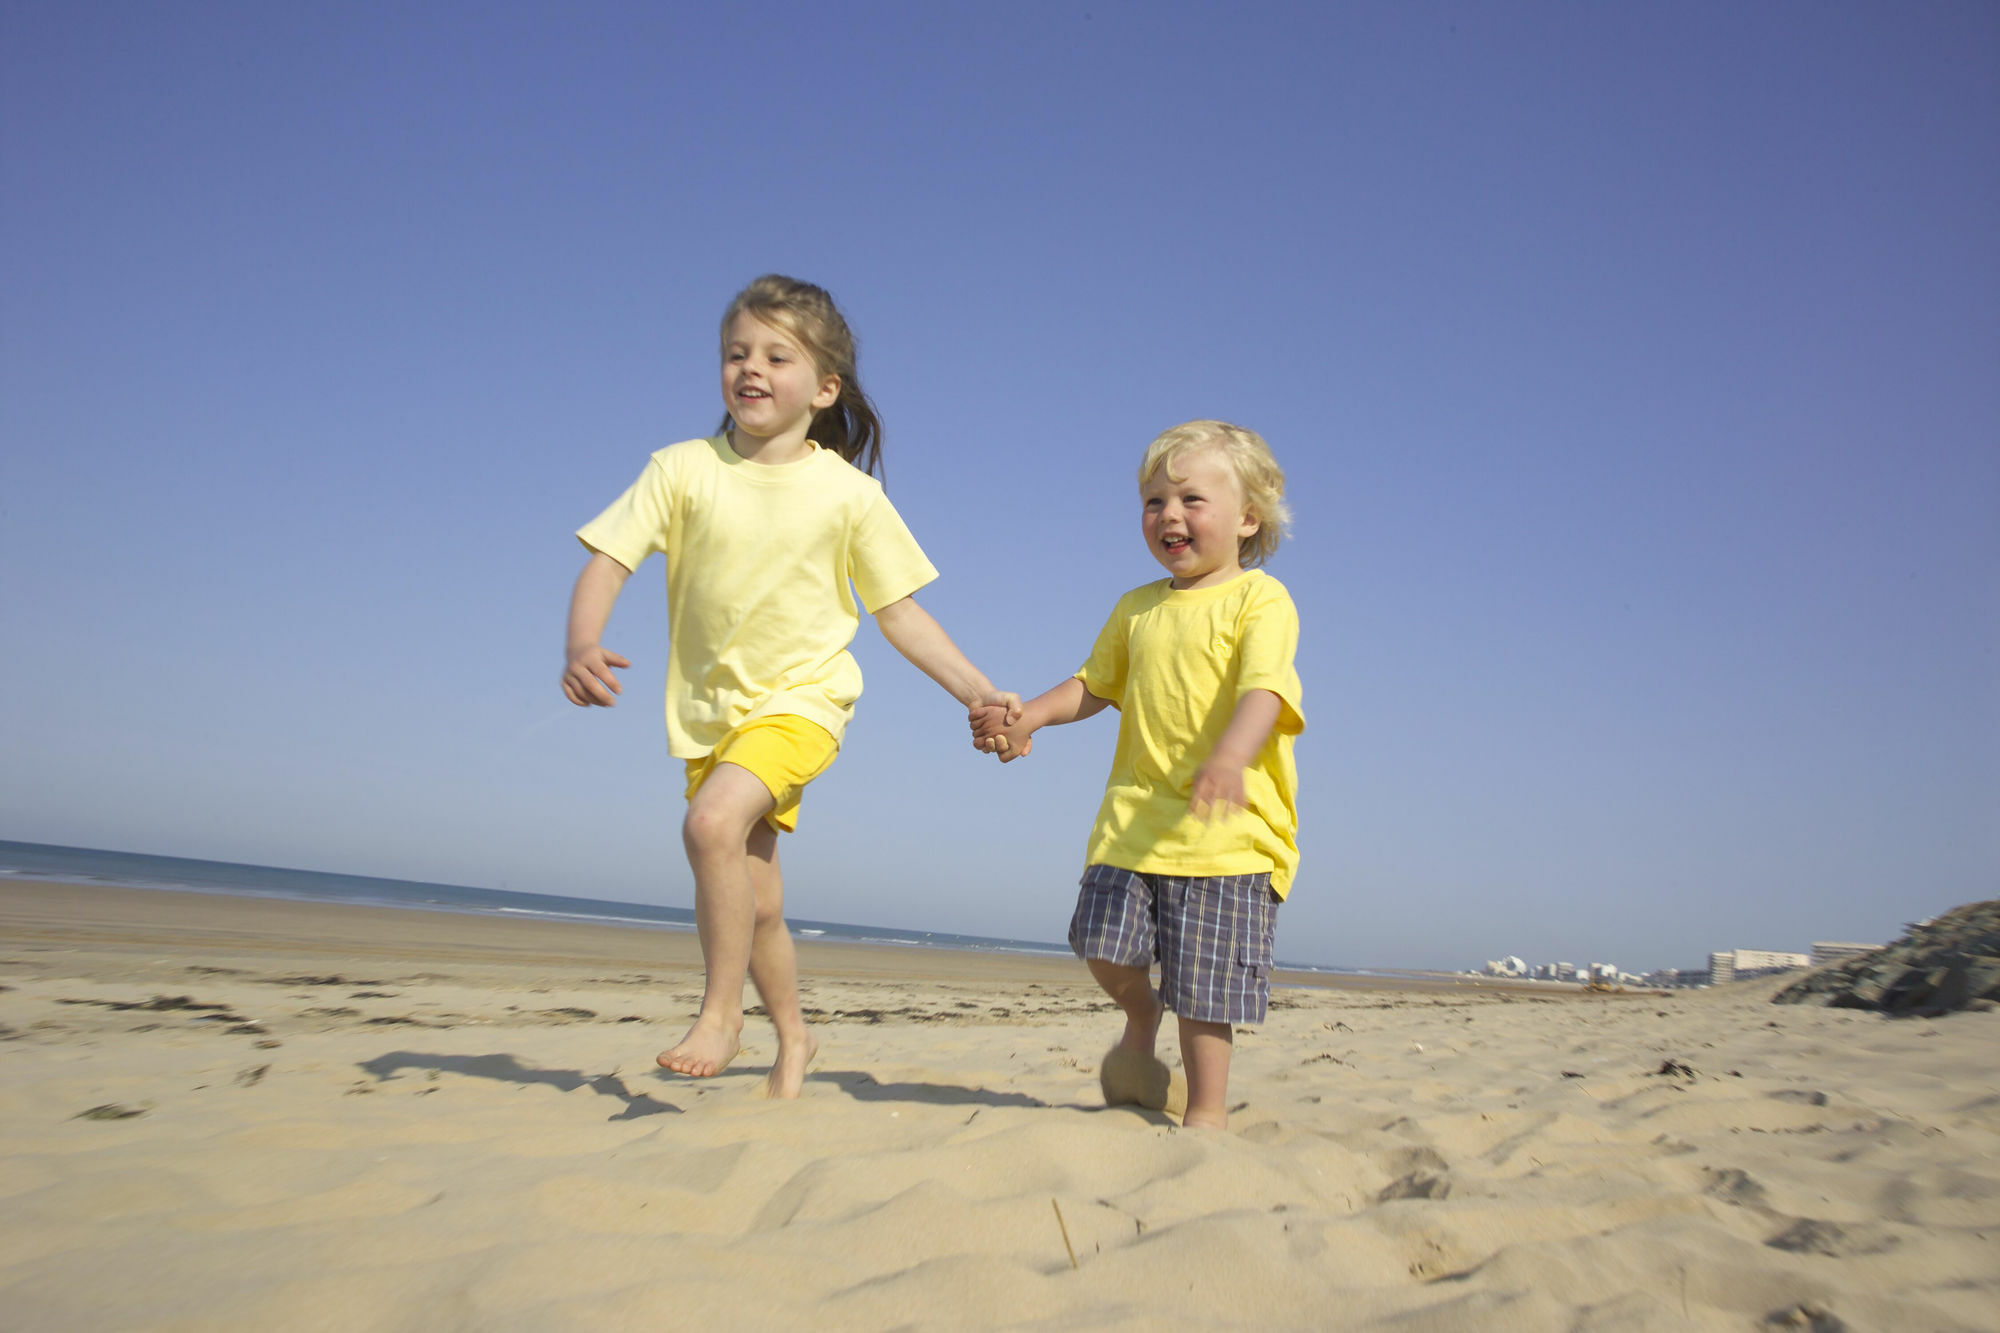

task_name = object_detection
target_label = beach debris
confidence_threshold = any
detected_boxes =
[1653,1059,1698,1079]
[60,994,229,1013]
[1702,1168,1770,1207]
[1765,1218,1900,1257]
[1560,1070,1585,1079]
[74,1103,146,1120]
[1377,1171,1451,1202]
[1773,897,2000,1017]
[1051,1198,1078,1270]
[1762,1299,1850,1330]
[235,1064,269,1087]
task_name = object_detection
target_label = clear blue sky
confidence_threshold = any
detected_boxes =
[3,3,1994,972]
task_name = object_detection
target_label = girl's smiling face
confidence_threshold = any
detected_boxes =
[720,311,841,449]
[1141,448,1260,590]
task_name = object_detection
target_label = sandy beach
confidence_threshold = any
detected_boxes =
[2,881,1994,1331]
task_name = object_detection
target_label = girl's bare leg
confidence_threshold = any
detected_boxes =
[1178,1016,1234,1129]
[659,762,775,1076]
[744,821,817,1098]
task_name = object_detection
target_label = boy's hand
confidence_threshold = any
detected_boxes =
[977,689,1024,728]
[563,644,630,707]
[969,700,1033,761]
[1189,759,1248,821]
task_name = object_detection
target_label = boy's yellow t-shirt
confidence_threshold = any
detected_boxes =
[1075,569,1305,896]
[576,436,938,758]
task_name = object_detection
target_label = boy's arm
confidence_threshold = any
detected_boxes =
[873,595,1021,718]
[1189,688,1283,820]
[562,552,634,707]
[973,676,1112,762]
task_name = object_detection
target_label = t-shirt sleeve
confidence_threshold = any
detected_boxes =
[849,490,940,613]
[1074,599,1131,706]
[1237,583,1305,735]
[576,455,676,573]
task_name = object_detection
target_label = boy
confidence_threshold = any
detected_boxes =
[973,420,1303,1130]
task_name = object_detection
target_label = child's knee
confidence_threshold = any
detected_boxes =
[682,802,750,855]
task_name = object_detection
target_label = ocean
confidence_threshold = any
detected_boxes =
[0,839,1075,959]
[0,840,1384,977]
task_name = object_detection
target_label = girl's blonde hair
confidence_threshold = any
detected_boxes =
[1138,420,1291,567]
[718,274,884,479]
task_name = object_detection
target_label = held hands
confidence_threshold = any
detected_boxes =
[969,695,1032,762]
[562,644,630,707]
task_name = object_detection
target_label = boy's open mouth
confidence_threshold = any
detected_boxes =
[1161,535,1190,552]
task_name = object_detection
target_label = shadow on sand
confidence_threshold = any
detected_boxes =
[358,1051,681,1119]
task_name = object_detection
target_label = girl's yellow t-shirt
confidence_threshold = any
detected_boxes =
[577,436,938,758]
[1075,569,1305,896]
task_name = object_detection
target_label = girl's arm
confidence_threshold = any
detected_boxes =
[873,595,1020,716]
[562,552,633,706]
[1188,688,1283,820]
[973,676,1112,762]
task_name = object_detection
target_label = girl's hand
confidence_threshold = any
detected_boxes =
[1189,760,1248,821]
[563,645,631,707]
[969,701,1033,761]
[975,689,1024,727]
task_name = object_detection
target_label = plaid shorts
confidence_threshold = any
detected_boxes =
[1068,864,1280,1024]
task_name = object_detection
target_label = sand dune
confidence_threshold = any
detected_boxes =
[2,881,1994,1330]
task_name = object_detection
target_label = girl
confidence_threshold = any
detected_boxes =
[562,274,1016,1098]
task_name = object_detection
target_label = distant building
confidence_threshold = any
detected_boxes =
[1485,955,1527,977]
[1811,941,1878,967]
[1588,962,1617,983]
[1709,948,1810,984]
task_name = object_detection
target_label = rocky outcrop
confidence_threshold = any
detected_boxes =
[1772,899,2000,1017]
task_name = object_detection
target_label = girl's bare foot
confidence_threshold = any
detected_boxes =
[759,1029,819,1099]
[1179,1106,1228,1130]
[657,1016,741,1077]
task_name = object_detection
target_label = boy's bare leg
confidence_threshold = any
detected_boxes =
[1087,960,1163,1054]
[1088,960,1186,1117]
[745,821,817,1098]
[1178,1016,1234,1129]
[659,762,775,1076]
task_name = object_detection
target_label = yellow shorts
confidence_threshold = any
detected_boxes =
[683,714,840,834]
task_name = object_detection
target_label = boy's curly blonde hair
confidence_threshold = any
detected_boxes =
[1137,420,1291,567]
